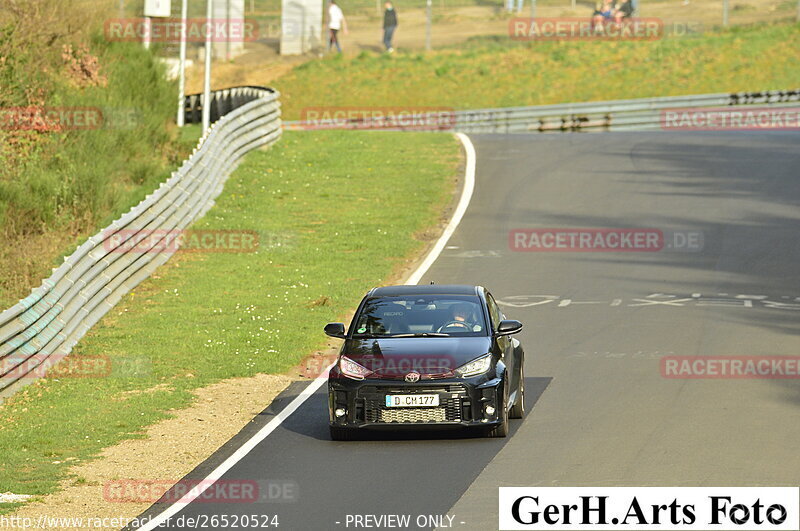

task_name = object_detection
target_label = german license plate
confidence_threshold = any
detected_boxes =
[385,394,439,407]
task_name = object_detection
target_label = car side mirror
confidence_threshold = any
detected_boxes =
[496,319,523,336]
[324,322,346,338]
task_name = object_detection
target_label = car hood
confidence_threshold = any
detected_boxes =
[341,336,492,378]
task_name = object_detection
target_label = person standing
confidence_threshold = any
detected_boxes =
[328,0,347,53]
[382,1,398,53]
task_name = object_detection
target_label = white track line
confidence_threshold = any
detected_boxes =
[406,133,476,285]
[137,132,477,530]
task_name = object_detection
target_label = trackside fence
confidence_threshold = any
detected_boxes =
[283,89,800,132]
[451,89,800,133]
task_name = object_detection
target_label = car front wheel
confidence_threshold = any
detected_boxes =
[509,363,525,419]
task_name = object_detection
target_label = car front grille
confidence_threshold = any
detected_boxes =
[358,384,468,424]
[378,408,447,423]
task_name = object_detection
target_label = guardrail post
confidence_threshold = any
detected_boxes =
[202,0,214,131]
[425,0,432,51]
[177,0,188,127]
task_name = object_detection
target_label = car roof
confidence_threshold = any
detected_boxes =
[369,284,481,297]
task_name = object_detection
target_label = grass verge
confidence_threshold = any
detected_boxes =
[0,129,459,510]
[273,21,800,119]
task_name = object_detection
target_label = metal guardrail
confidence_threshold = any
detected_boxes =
[0,86,282,401]
[183,86,274,125]
[283,89,800,133]
[451,89,800,133]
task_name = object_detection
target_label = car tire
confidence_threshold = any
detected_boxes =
[509,364,525,419]
[330,426,357,441]
[487,381,509,438]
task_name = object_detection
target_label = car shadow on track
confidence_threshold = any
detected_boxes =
[277,376,552,442]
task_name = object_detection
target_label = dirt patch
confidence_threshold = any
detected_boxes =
[184,42,305,93]
[7,373,292,530]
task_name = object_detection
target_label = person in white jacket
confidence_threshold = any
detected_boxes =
[328,0,348,53]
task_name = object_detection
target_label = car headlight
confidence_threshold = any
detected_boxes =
[339,356,373,380]
[456,354,492,377]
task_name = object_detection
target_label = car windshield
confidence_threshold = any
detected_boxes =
[352,295,488,337]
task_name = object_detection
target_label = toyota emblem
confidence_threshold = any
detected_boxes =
[404,371,421,383]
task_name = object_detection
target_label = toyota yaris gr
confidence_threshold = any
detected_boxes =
[324,284,525,440]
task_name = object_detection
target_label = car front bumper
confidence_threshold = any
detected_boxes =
[327,370,506,430]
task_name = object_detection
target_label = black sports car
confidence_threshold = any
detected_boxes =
[324,284,525,440]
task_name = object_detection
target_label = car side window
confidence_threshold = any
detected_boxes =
[485,293,502,330]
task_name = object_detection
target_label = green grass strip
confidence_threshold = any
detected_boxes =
[274,22,800,120]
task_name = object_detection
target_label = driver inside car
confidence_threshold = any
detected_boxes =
[438,302,479,332]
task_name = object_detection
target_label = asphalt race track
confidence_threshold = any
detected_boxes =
[134,131,800,530]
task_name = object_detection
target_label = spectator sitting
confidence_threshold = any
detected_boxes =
[613,0,633,21]
[592,0,615,26]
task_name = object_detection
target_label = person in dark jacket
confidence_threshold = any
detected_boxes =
[383,1,398,52]
[613,0,633,21]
